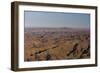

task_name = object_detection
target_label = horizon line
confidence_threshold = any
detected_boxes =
[24,27,90,29]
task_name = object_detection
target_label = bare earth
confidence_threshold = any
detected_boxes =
[24,28,90,61]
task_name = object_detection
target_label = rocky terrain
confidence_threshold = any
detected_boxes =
[24,28,90,61]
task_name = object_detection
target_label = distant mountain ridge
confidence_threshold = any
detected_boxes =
[24,27,90,32]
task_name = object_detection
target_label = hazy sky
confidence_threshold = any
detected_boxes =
[24,11,90,29]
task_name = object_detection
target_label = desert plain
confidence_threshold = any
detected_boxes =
[24,28,90,61]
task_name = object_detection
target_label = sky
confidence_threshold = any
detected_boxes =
[24,11,90,29]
